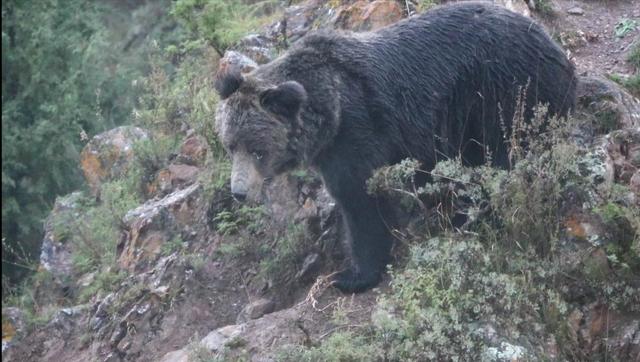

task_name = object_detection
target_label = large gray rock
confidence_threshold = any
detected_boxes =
[576,76,640,131]
[161,307,306,362]
[118,183,203,272]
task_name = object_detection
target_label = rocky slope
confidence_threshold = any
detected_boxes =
[3,1,639,361]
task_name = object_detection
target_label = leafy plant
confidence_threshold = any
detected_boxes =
[171,0,280,56]
[614,18,638,38]
[213,205,267,236]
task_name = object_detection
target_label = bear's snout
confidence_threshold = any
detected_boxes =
[230,152,263,202]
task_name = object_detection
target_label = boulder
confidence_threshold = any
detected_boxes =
[233,34,278,64]
[39,192,85,281]
[577,76,640,132]
[118,183,202,272]
[236,298,276,323]
[333,0,404,32]
[147,164,200,197]
[80,126,149,197]
[497,0,534,17]
[161,307,305,361]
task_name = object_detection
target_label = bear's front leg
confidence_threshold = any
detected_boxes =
[333,193,392,292]
[324,174,393,293]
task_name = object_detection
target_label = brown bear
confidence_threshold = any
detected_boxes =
[214,2,576,292]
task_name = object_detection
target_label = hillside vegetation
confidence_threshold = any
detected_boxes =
[2,1,639,361]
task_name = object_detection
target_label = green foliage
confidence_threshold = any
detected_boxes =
[77,269,126,303]
[535,0,555,16]
[607,70,639,98]
[130,135,182,196]
[172,0,279,55]
[622,74,640,97]
[213,206,267,236]
[296,104,639,359]
[133,38,231,196]
[373,238,563,361]
[134,42,218,135]
[417,0,441,12]
[161,236,186,256]
[68,180,140,277]
[281,238,568,361]
[614,18,638,38]
[0,0,174,286]
[2,270,59,329]
[214,209,309,285]
[279,331,381,362]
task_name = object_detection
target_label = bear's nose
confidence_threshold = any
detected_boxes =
[232,192,247,202]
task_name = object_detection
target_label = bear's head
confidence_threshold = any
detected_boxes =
[214,56,308,202]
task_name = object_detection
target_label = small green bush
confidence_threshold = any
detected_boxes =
[614,19,638,38]
[172,0,280,55]
[213,206,267,236]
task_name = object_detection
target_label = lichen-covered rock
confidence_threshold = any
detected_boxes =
[236,298,275,323]
[233,34,278,64]
[273,0,334,44]
[497,0,534,17]
[80,126,149,197]
[147,163,200,197]
[118,183,202,272]
[333,0,404,32]
[2,307,25,353]
[262,173,337,244]
[264,0,405,48]
[161,307,306,361]
[39,192,85,281]
[2,305,88,361]
[577,76,640,132]
[578,127,640,205]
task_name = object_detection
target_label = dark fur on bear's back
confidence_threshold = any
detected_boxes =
[215,2,576,292]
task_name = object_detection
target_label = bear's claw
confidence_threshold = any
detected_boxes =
[332,268,381,293]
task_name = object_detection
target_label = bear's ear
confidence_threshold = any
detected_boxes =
[214,51,257,99]
[259,81,307,120]
[215,69,243,100]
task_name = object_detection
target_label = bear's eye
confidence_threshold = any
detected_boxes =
[252,151,265,160]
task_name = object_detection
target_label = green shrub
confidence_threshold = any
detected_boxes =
[133,39,231,196]
[172,0,280,55]
[70,180,140,275]
[279,330,381,362]
[1,0,170,285]
[614,19,638,38]
[371,237,564,361]
[213,206,267,236]
[417,0,442,12]
[288,105,640,359]
[77,269,126,302]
